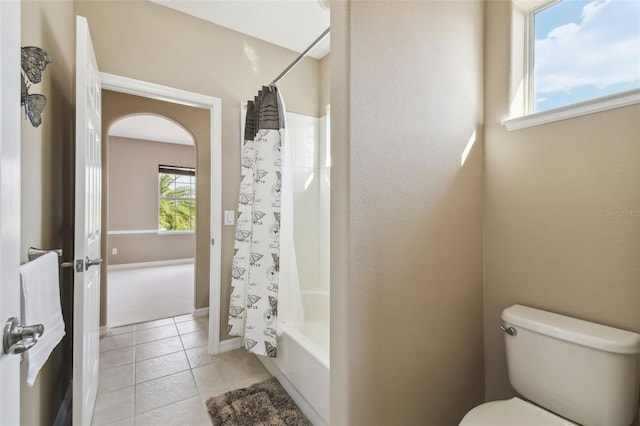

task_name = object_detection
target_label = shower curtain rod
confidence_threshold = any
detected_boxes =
[270,27,330,86]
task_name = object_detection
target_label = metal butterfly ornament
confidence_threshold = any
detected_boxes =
[20,46,52,128]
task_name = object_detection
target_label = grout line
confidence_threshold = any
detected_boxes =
[132,370,198,417]
[133,353,191,385]
[133,393,197,418]
[133,343,137,425]
[96,316,212,424]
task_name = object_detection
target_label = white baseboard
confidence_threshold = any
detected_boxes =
[193,307,209,318]
[107,258,194,271]
[219,337,242,353]
[100,325,109,336]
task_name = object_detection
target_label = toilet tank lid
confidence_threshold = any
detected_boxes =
[502,305,640,355]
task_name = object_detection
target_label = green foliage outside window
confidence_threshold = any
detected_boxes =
[159,170,196,231]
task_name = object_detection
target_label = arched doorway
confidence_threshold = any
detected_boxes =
[100,74,223,355]
[106,114,197,325]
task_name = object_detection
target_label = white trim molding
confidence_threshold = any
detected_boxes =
[157,230,195,236]
[193,307,209,318]
[219,337,242,353]
[107,258,194,271]
[503,88,640,131]
[512,0,555,12]
[107,229,157,235]
[100,72,223,355]
[507,0,639,130]
[108,229,196,236]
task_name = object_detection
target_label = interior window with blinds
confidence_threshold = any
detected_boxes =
[158,165,196,232]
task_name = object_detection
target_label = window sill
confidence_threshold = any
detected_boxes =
[157,230,195,235]
[502,88,640,131]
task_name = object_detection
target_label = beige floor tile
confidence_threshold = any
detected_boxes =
[106,325,134,336]
[135,370,198,415]
[91,386,134,425]
[176,318,208,335]
[197,377,258,404]
[136,351,190,384]
[192,357,253,393]
[185,346,219,369]
[100,346,135,370]
[173,313,194,323]
[99,363,135,394]
[102,417,134,426]
[241,355,271,381]
[135,324,178,345]
[135,336,183,362]
[93,315,274,425]
[134,396,211,426]
[180,330,208,349]
[192,351,270,400]
[100,333,135,353]
[214,348,252,361]
[134,318,175,331]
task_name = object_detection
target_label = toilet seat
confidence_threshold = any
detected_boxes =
[459,397,578,426]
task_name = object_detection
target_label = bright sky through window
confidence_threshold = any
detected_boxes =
[534,0,640,112]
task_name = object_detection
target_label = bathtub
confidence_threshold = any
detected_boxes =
[258,289,329,426]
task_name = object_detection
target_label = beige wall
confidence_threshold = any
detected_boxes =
[102,91,209,325]
[483,0,640,400]
[107,136,196,265]
[320,54,331,115]
[75,0,320,117]
[20,1,75,425]
[331,1,485,424]
[77,0,322,338]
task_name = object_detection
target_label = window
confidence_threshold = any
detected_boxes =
[158,165,196,232]
[531,0,640,113]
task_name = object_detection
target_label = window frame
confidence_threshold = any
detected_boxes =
[503,0,640,131]
[158,165,196,234]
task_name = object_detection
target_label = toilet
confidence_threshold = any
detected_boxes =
[460,304,640,426]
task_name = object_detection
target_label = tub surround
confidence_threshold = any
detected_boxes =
[254,111,331,425]
[258,291,330,426]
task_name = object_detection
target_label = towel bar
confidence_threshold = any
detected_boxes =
[27,247,74,268]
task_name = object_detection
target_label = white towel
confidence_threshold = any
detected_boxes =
[20,252,66,386]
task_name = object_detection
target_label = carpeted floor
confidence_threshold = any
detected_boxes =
[207,377,311,426]
[107,262,194,326]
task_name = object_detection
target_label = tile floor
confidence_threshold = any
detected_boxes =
[93,314,272,426]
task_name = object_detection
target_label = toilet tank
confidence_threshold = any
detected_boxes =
[502,304,640,426]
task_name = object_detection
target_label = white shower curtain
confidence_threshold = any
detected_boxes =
[228,86,303,357]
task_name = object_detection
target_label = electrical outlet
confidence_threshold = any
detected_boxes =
[112,248,118,255]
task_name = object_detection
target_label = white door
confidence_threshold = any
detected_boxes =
[0,1,22,424]
[73,15,102,426]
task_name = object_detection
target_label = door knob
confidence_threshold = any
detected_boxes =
[3,317,44,354]
[85,257,103,268]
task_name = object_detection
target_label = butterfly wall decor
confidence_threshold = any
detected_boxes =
[20,46,52,128]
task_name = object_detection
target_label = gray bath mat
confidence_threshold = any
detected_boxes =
[206,377,312,426]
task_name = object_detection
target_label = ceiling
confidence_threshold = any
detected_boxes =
[149,0,331,59]
[109,115,195,145]
[111,2,329,144]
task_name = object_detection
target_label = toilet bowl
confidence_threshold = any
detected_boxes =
[460,397,577,426]
[459,304,640,426]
